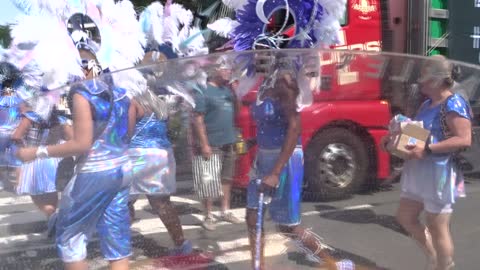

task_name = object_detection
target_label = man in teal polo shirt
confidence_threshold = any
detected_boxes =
[192,57,241,230]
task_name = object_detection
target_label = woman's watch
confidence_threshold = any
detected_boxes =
[424,142,432,155]
[35,146,49,159]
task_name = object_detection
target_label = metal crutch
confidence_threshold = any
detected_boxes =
[254,192,266,270]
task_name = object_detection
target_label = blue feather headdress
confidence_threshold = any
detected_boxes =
[207,0,346,110]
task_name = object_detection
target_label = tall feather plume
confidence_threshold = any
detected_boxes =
[102,0,147,97]
[139,2,165,46]
[109,0,146,65]
[313,0,347,46]
[162,10,180,51]
[10,13,83,90]
[169,3,194,27]
[221,0,248,11]
[11,0,38,15]
[12,0,82,20]
[207,17,239,38]
[179,27,209,56]
[318,0,347,19]
[163,3,194,52]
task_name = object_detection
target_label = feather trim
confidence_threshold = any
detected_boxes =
[221,0,248,11]
[207,17,239,38]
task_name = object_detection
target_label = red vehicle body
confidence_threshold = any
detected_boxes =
[232,0,391,200]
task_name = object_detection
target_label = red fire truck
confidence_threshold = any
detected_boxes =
[232,0,476,200]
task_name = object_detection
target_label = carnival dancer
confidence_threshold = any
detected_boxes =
[138,2,246,230]
[0,51,72,233]
[207,0,357,269]
[127,92,193,255]
[123,1,211,254]
[13,0,147,269]
[11,104,72,218]
[0,62,24,191]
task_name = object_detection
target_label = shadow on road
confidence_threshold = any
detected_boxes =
[316,206,407,236]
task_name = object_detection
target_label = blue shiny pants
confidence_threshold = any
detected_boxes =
[56,167,131,262]
[247,147,304,226]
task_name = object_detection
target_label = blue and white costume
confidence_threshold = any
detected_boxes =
[56,81,132,262]
[128,1,209,197]
[129,112,176,195]
[0,92,22,169]
[247,97,303,226]
[16,111,69,195]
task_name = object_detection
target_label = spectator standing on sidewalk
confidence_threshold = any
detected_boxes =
[382,55,472,270]
[191,56,241,231]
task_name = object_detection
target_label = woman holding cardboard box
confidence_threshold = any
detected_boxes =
[382,55,472,270]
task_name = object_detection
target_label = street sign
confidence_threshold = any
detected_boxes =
[449,1,480,64]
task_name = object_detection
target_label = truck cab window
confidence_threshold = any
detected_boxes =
[340,4,348,26]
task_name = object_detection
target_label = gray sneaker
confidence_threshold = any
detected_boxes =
[202,217,216,231]
[220,212,242,224]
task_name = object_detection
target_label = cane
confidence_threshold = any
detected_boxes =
[254,192,265,270]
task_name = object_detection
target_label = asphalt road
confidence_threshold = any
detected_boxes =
[0,179,480,270]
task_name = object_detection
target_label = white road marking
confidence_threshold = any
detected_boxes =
[302,204,373,216]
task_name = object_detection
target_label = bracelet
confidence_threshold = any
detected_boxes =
[424,142,432,155]
[35,146,49,159]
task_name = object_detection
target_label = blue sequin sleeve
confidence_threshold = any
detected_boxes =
[446,94,471,120]
[57,115,72,126]
[23,111,44,124]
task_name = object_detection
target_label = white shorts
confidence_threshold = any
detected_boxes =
[127,147,176,196]
[401,191,453,214]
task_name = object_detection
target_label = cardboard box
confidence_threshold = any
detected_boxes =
[386,122,430,159]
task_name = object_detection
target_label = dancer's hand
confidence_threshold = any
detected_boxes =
[260,174,279,196]
[16,147,37,162]
[405,144,425,159]
[201,144,212,160]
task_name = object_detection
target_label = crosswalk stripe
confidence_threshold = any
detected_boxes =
[0,180,197,212]
[0,195,200,225]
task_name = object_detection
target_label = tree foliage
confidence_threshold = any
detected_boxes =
[0,25,12,48]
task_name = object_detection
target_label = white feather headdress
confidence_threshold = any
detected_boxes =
[10,0,147,97]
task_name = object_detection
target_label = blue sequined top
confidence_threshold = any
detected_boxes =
[0,95,22,134]
[416,93,471,145]
[70,80,130,172]
[401,93,471,204]
[252,97,289,149]
[130,113,171,149]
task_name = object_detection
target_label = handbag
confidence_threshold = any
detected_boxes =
[439,95,473,171]
[55,89,114,191]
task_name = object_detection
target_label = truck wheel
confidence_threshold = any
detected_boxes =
[304,128,370,201]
